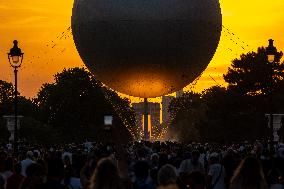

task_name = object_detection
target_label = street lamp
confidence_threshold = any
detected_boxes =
[267,39,276,63]
[266,39,277,142]
[7,40,24,154]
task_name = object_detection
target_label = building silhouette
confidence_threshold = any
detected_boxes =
[132,89,183,139]
[132,102,160,139]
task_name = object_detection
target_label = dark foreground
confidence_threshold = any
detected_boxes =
[0,141,283,189]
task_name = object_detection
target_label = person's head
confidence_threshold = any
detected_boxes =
[151,153,159,164]
[209,152,219,164]
[33,151,39,159]
[5,157,13,171]
[191,150,200,163]
[26,151,34,159]
[230,156,267,188]
[63,154,71,166]
[159,152,169,168]
[158,164,178,186]
[134,160,150,180]
[0,151,7,161]
[267,169,282,185]
[90,158,122,189]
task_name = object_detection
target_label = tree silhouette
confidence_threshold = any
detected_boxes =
[224,47,284,96]
[35,67,134,142]
[168,92,204,142]
[168,45,284,142]
[0,80,41,142]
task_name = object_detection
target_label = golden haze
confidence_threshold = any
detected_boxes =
[0,0,284,102]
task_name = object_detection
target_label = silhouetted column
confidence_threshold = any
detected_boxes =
[144,98,149,140]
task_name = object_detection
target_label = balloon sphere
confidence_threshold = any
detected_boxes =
[72,0,222,98]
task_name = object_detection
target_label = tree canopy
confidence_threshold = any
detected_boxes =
[224,47,284,96]
[0,68,138,143]
[35,67,136,142]
[168,46,284,142]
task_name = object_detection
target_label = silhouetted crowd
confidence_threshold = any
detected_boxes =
[0,140,284,189]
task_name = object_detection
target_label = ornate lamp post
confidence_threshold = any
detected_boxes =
[266,39,277,142]
[7,40,24,154]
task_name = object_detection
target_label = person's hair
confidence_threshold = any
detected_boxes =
[209,152,219,162]
[89,158,123,189]
[267,168,282,185]
[5,157,13,171]
[158,164,178,186]
[133,161,150,179]
[26,151,33,159]
[191,150,200,157]
[34,151,39,159]
[230,156,268,189]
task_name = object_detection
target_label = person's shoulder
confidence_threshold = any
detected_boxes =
[212,163,221,168]
[0,174,4,186]
[270,184,284,189]
[209,164,218,171]
[180,159,190,164]
[70,177,82,186]
[7,173,24,181]
[22,158,33,163]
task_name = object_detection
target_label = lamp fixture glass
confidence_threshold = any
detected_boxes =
[266,39,277,64]
[8,40,24,68]
[267,54,275,63]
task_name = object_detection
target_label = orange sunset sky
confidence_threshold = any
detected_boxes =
[0,0,284,102]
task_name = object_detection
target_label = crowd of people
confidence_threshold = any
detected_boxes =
[0,140,284,189]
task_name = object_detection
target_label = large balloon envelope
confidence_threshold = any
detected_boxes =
[72,0,222,98]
